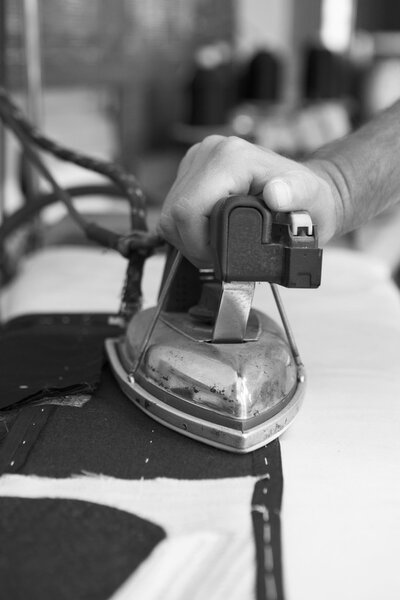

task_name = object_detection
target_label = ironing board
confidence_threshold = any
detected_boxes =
[1,245,399,600]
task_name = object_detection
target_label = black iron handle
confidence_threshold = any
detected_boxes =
[209,195,323,287]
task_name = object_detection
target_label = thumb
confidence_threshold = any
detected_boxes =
[262,167,337,244]
[262,167,320,211]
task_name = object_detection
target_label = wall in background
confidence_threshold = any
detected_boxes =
[234,0,325,105]
[235,0,294,104]
[4,1,332,161]
[235,0,293,58]
[5,0,234,160]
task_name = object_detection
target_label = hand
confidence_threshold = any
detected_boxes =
[158,135,340,267]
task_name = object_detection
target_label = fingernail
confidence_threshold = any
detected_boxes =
[265,179,292,210]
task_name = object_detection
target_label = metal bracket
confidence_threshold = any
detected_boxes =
[212,281,255,342]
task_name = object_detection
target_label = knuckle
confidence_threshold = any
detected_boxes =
[223,135,247,150]
[158,212,174,237]
[213,135,248,160]
[170,201,188,226]
[201,134,226,147]
[183,142,200,161]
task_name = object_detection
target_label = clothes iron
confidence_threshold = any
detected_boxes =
[106,196,322,453]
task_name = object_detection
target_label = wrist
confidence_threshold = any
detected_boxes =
[304,156,349,242]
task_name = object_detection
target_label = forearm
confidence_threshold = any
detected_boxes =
[306,99,400,238]
[160,102,400,265]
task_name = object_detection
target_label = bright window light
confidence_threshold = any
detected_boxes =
[321,0,355,52]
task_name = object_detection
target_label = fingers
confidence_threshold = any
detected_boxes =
[170,200,212,268]
[158,135,339,265]
[159,136,253,266]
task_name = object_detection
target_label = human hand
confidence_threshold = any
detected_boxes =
[158,135,341,267]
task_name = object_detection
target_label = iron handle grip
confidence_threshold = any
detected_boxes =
[209,195,322,287]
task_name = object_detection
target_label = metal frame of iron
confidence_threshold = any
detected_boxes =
[106,337,305,454]
[106,250,307,453]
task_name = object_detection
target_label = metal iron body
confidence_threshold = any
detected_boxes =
[106,304,305,453]
[107,196,322,453]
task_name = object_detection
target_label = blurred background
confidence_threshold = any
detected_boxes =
[2,0,400,275]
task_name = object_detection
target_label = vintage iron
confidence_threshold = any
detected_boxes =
[106,195,322,453]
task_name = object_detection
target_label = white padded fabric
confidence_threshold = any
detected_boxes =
[1,246,399,600]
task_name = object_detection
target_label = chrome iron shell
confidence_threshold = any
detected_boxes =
[106,305,305,453]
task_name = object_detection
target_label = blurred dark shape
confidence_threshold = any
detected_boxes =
[187,45,235,126]
[241,50,282,102]
[356,0,400,31]
[303,45,352,100]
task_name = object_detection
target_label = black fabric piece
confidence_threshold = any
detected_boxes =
[0,405,55,474]
[0,315,285,598]
[0,409,18,443]
[252,445,285,600]
[0,313,123,410]
[20,364,279,479]
[0,497,165,600]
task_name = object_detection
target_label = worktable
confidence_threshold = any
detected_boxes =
[1,245,399,600]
